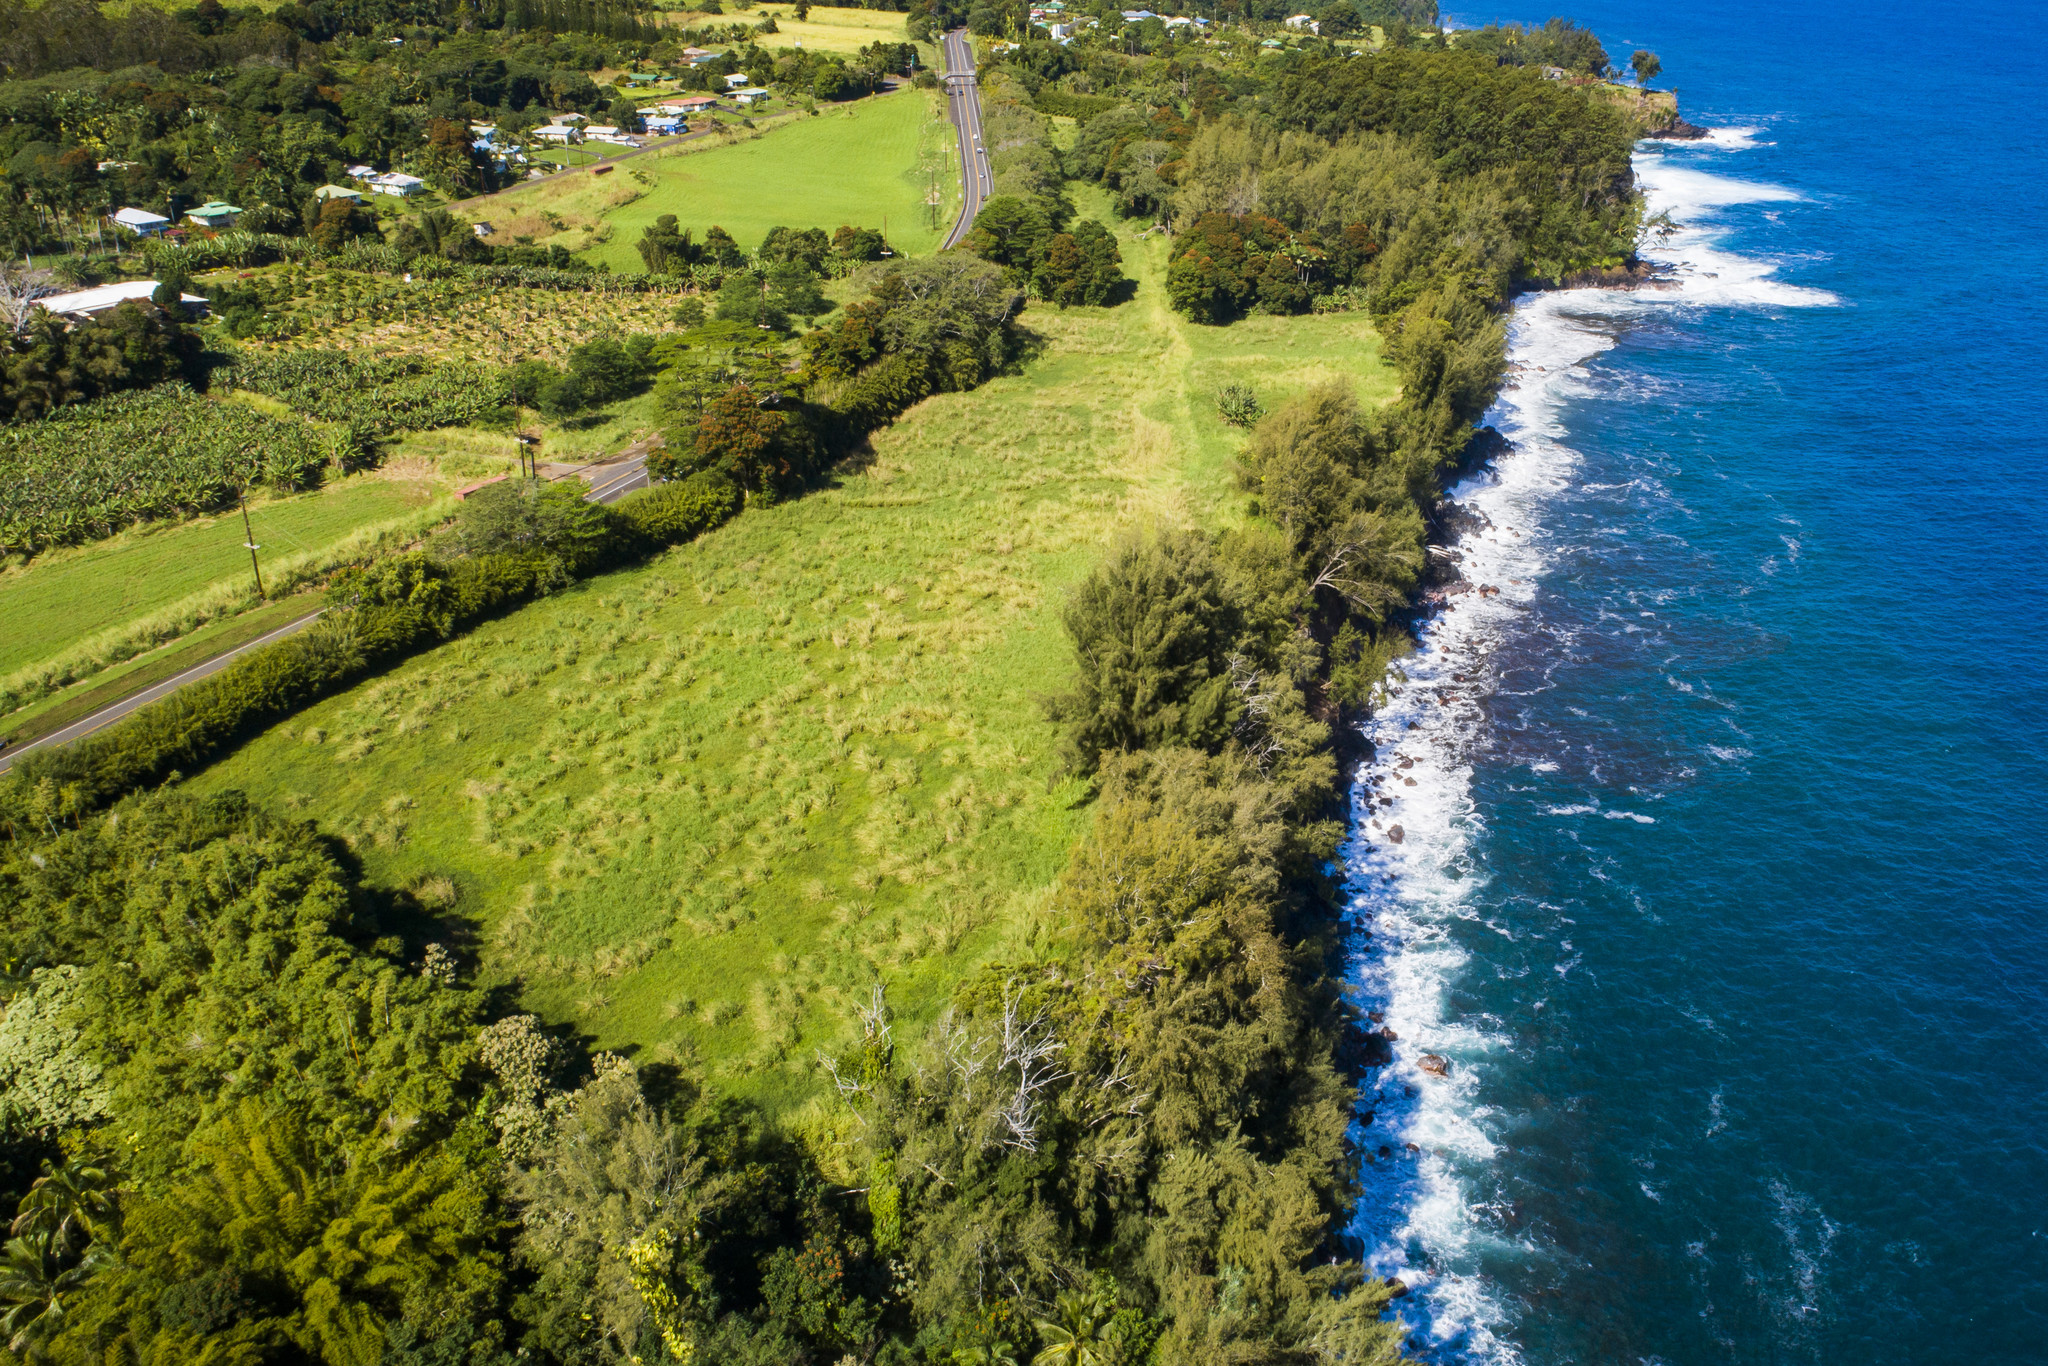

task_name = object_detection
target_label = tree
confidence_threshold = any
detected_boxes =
[452,476,614,570]
[11,1159,119,1258]
[637,214,702,274]
[307,197,378,251]
[1316,1,1360,37]
[0,1235,112,1355]
[691,382,788,492]
[1049,531,1244,769]
[765,260,829,320]
[1631,49,1661,85]
[1032,1287,1113,1366]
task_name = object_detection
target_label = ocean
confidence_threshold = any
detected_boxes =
[1342,0,2048,1360]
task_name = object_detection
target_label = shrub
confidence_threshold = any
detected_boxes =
[1216,383,1265,427]
[615,471,741,545]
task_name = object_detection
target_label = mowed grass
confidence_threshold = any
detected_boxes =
[0,474,442,678]
[187,213,1397,1113]
[746,3,920,53]
[581,88,953,268]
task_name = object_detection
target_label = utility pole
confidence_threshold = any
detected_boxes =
[238,487,266,599]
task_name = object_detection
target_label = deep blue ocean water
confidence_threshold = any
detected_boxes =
[1340,1,2048,1360]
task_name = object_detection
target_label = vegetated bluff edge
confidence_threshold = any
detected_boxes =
[0,1,1665,1361]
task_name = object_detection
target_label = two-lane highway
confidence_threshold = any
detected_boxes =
[940,28,992,248]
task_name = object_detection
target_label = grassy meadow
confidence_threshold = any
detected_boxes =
[184,217,1398,1114]
[744,3,919,54]
[579,87,957,268]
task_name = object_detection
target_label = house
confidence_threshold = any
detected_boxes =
[626,71,660,84]
[108,206,171,237]
[682,46,713,62]
[35,280,206,321]
[724,72,751,89]
[1121,9,1155,19]
[1048,22,1074,37]
[472,221,495,238]
[643,114,685,135]
[533,125,583,144]
[586,126,643,146]
[185,201,242,229]
[667,95,719,113]
[733,87,770,106]
[313,184,365,204]
[369,172,425,196]
[1283,13,1318,30]
[345,164,376,180]
[97,160,139,173]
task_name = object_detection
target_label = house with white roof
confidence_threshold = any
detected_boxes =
[108,207,171,237]
[35,280,206,321]
[734,87,770,105]
[533,124,583,143]
[724,72,752,89]
[368,172,426,196]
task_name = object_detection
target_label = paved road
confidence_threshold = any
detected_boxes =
[0,610,326,776]
[940,29,992,249]
[0,462,650,776]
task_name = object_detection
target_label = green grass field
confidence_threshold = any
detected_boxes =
[187,212,1397,1114]
[0,474,441,680]
[580,87,956,268]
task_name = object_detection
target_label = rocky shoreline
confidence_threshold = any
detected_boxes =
[1645,116,1711,140]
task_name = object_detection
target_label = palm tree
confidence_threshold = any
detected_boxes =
[0,1235,112,1356]
[11,1157,119,1256]
[1031,1288,1113,1366]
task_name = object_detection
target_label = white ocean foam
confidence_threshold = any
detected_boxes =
[1341,134,1833,1362]
[1635,153,1840,309]
[1701,125,1768,150]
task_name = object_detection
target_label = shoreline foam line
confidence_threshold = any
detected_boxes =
[1340,131,1839,1363]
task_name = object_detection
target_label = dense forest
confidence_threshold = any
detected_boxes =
[0,0,1649,1359]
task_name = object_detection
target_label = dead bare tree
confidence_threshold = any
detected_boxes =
[994,981,1070,1151]
[1307,510,1426,621]
[1227,652,1284,771]
[0,265,54,337]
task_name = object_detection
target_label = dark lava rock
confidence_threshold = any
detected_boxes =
[1646,117,1709,140]
[1387,824,1405,843]
[1418,1053,1450,1077]
[1384,1278,1411,1300]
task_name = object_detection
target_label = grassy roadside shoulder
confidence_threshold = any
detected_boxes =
[184,205,1397,1114]
[0,593,321,755]
[0,477,456,716]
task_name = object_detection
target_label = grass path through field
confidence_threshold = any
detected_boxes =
[187,211,1395,1115]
